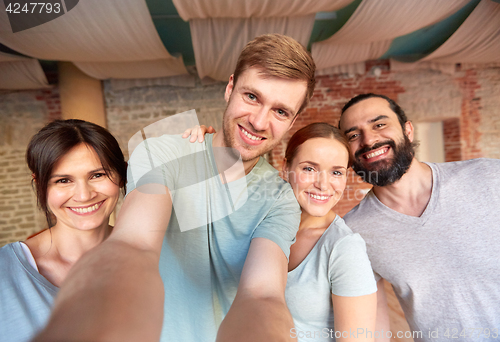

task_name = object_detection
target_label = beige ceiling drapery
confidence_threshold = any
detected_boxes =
[423,0,500,64]
[74,58,188,80]
[391,0,500,73]
[0,52,49,89]
[172,0,354,19]
[180,0,354,81]
[313,41,392,72]
[0,0,187,79]
[315,62,366,77]
[311,0,470,72]
[190,16,316,81]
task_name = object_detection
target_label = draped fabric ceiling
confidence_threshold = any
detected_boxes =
[0,0,499,89]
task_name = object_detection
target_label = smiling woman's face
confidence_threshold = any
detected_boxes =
[46,143,120,232]
[285,137,349,217]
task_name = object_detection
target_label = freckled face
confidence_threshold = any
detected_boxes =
[222,67,307,165]
[46,143,120,232]
[285,138,349,217]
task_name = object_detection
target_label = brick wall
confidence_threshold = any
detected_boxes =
[476,68,500,159]
[443,118,462,162]
[104,80,227,158]
[0,88,61,246]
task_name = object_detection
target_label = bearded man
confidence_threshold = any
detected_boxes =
[339,93,500,341]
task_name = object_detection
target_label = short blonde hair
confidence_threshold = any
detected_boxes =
[233,34,316,115]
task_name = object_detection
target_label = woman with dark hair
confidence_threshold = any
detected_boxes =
[0,119,127,342]
[184,123,377,341]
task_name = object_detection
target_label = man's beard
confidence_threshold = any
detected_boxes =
[352,134,415,187]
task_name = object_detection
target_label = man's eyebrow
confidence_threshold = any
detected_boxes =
[368,115,389,123]
[343,115,390,135]
[344,126,357,135]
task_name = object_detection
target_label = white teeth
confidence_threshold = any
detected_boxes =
[366,148,387,159]
[309,193,329,200]
[240,127,263,141]
[70,202,101,214]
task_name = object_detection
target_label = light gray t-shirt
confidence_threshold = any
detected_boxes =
[0,242,58,342]
[286,215,377,341]
[126,133,301,342]
[344,159,500,342]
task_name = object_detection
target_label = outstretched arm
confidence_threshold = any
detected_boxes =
[34,185,172,342]
[374,279,391,342]
[217,238,295,342]
[332,291,377,342]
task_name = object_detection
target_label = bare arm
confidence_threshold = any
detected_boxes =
[332,291,377,342]
[217,238,295,342]
[34,185,172,342]
[374,279,391,342]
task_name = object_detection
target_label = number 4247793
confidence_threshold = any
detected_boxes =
[5,2,61,14]
[444,328,498,339]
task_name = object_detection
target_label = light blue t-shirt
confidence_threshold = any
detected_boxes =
[0,242,58,342]
[286,216,377,341]
[126,133,301,342]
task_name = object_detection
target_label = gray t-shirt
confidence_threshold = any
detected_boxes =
[0,242,58,342]
[127,133,301,342]
[344,159,500,341]
[286,215,377,341]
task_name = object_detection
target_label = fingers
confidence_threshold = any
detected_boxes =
[182,125,216,143]
[181,128,191,139]
[197,126,204,143]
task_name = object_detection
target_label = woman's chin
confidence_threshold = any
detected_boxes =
[301,206,333,218]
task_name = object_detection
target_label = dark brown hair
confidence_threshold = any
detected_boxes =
[26,119,127,227]
[285,122,352,167]
[340,93,408,130]
[233,34,316,115]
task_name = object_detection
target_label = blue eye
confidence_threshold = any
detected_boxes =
[303,166,314,172]
[247,93,257,101]
[276,109,287,117]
